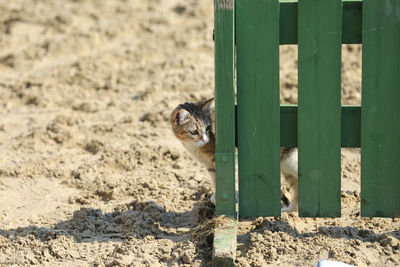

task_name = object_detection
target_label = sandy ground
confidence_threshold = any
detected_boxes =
[0,0,399,266]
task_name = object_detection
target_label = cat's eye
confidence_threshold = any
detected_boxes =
[190,130,199,135]
[206,125,211,132]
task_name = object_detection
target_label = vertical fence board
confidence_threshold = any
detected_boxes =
[361,0,400,218]
[236,0,281,217]
[214,0,236,217]
[298,0,342,217]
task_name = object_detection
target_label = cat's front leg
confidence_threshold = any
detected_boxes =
[281,148,299,213]
[281,173,299,212]
[209,168,239,206]
[208,167,216,205]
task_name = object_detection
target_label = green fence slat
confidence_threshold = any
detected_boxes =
[214,0,236,217]
[361,0,400,218]
[236,0,281,217]
[298,0,342,217]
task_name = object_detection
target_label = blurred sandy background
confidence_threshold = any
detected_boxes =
[0,0,398,266]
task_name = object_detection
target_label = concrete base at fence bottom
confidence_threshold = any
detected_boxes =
[212,219,237,267]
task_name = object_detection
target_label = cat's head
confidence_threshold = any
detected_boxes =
[170,98,214,147]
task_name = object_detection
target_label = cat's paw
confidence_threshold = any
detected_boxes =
[209,192,238,205]
[210,193,216,205]
[281,206,291,213]
[281,202,298,213]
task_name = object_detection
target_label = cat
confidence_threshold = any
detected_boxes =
[170,98,216,203]
[170,98,299,212]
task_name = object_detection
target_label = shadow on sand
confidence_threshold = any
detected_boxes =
[0,199,216,264]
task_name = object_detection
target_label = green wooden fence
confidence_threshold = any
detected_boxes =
[215,0,399,219]
[213,0,399,264]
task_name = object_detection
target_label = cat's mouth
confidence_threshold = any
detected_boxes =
[196,134,209,147]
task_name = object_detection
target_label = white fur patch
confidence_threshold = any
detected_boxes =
[281,149,299,213]
[281,149,298,177]
[196,134,209,147]
[181,140,212,167]
[210,191,239,206]
[210,193,215,205]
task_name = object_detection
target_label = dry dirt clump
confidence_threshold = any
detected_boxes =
[0,0,399,266]
[236,200,400,267]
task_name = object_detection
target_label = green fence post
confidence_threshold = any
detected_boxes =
[213,0,237,265]
[214,0,236,218]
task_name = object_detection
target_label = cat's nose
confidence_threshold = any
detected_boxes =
[202,134,209,143]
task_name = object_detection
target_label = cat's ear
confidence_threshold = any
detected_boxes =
[197,98,214,113]
[172,108,190,126]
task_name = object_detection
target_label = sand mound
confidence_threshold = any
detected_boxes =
[0,0,398,266]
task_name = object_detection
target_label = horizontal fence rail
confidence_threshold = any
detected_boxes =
[234,106,361,148]
[279,0,362,44]
[230,0,362,44]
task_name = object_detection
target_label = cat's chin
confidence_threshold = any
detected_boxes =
[196,141,208,147]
